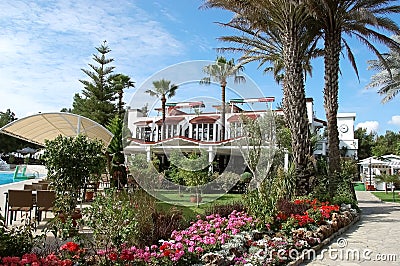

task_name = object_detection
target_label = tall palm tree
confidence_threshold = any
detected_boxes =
[216,22,320,84]
[200,56,245,140]
[367,35,400,103]
[203,0,320,195]
[305,0,400,179]
[145,79,178,140]
[111,74,135,117]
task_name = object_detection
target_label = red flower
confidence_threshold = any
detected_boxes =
[108,252,118,261]
[163,250,171,257]
[61,259,73,266]
[60,242,80,253]
[276,211,288,221]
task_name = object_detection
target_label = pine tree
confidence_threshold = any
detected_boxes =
[72,40,117,126]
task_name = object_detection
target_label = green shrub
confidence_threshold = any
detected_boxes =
[81,189,186,251]
[0,215,36,257]
[276,199,310,216]
[42,135,105,216]
[242,157,296,224]
[81,189,144,250]
[332,182,358,209]
[150,207,185,245]
[204,201,246,218]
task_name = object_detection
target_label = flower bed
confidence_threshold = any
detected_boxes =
[0,199,358,265]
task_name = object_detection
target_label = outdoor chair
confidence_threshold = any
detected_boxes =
[35,190,56,221]
[39,182,49,190]
[24,184,33,190]
[38,180,52,190]
[32,183,44,190]
[6,189,34,225]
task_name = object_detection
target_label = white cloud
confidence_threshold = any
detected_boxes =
[0,0,184,118]
[356,121,379,134]
[388,115,400,126]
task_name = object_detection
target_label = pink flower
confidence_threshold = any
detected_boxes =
[195,246,204,253]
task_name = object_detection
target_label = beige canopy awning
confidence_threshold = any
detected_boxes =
[0,112,114,147]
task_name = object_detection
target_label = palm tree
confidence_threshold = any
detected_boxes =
[200,56,245,140]
[367,35,400,103]
[203,0,320,195]
[111,74,135,117]
[145,79,178,140]
[305,0,400,179]
[216,22,320,84]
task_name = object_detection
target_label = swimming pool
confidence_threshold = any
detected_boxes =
[0,171,31,186]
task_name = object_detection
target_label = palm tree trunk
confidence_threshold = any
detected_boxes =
[282,28,313,196]
[221,83,226,140]
[161,95,166,140]
[324,31,341,194]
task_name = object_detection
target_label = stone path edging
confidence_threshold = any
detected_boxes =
[288,213,361,266]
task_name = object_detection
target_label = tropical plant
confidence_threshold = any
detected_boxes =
[42,135,105,217]
[200,56,245,140]
[367,35,400,103]
[111,73,135,117]
[145,79,178,140]
[106,114,124,173]
[202,0,319,195]
[236,112,276,192]
[72,40,117,126]
[305,0,400,179]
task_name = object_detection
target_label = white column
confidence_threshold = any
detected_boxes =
[322,141,327,156]
[208,146,214,173]
[284,150,289,171]
[189,124,193,138]
[213,123,216,142]
[145,146,151,162]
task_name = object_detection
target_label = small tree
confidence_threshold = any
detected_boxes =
[169,150,211,206]
[42,135,105,216]
[375,174,400,201]
[236,111,276,192]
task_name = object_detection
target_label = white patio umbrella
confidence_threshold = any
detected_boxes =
[0,112,113,147]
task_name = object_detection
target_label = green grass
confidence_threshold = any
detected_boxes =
[353,182,365,191]
[371,191,400,202]
[156,193,243,221]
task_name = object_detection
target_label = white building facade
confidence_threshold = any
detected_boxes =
[124,97,358,171]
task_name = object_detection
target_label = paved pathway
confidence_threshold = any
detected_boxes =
[304,191,400,266]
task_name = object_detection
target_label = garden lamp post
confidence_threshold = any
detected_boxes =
[369,157,372,191]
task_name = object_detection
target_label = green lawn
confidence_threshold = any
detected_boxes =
[156,193,243,221]
[353,182,365,191]
[371,191,400,203]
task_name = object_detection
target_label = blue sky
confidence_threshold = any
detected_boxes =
[0,0,399,135]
